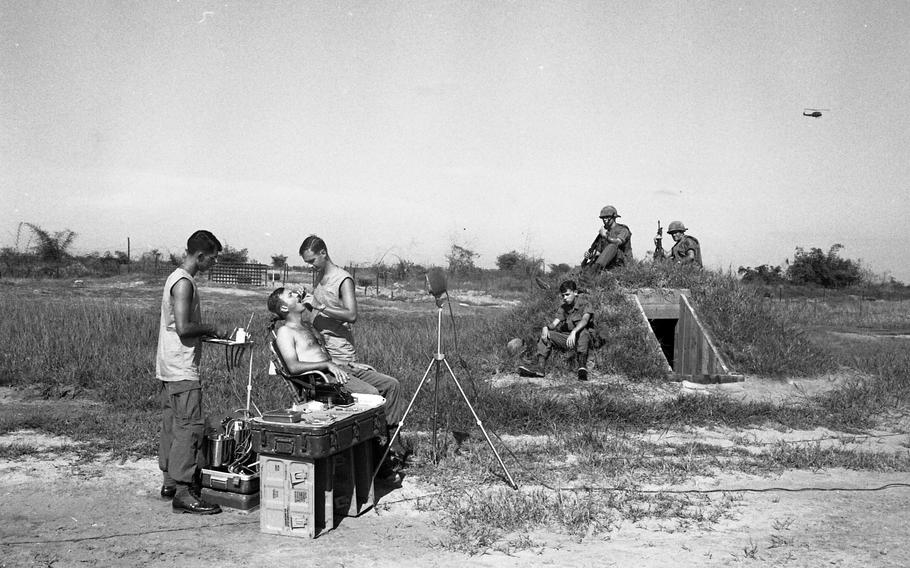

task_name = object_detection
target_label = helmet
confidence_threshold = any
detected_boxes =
[668,221,687,234]
[599,205,619,218]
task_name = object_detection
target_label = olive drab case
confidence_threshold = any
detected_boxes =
[250,404,385,460]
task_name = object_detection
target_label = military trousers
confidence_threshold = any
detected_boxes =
[158,380,205,485]
[537,329,592,360]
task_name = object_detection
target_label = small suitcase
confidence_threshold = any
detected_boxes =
[201,468,259,495]
[200,487,260,512]
[250,404,385,459]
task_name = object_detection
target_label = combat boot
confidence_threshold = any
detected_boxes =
[172,483,221,515]
[517,355,546,378]
[576,353,588,381]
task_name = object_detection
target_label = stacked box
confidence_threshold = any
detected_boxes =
[259,455,320,538]
[258,442,375,539]
[256,404,383,537]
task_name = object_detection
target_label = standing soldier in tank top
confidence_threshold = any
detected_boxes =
[298,235,406,481]
[156,230,228,515]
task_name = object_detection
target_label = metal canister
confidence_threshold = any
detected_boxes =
[231,419,246,446]
[206,433,234,467]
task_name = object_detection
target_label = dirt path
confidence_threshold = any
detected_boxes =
[2,451,909,567]
[2,382,910,567]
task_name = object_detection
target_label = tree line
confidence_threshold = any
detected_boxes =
[2,223,902,289]
[737,243,902,288]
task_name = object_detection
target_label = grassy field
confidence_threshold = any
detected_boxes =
[1,266,909,552]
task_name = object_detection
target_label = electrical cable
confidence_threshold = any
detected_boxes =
[442,290,480,398]
[482,427,910,494]
[1,519,261,546]
[368,482,910,518]
[7,479,909,547]
[724,431,909,446]
[565,482,910,495]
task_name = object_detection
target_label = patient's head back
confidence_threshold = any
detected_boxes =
[268,288,288,319]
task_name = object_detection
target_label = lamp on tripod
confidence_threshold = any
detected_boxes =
[372,268,518,489]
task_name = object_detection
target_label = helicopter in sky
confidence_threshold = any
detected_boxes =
[803,108,829,118]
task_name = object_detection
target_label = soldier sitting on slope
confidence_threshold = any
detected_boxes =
[581,205,633,273]
[518,280,594,382]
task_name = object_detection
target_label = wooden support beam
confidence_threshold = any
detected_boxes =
[674,294,738,380]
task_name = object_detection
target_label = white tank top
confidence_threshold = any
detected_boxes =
[155,268,202,382]
[312,266,357,362]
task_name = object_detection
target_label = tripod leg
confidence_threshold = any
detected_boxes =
[432,357,442,464]
[441,358,518,489]
[371,357,436,489]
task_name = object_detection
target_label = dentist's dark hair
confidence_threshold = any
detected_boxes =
[299,235,327,257]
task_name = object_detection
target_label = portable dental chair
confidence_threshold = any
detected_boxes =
[266,320,354,407]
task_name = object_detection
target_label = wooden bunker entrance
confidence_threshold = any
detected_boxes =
[633,289,743,384]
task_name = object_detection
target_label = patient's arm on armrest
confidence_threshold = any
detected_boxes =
[325,363,348,384]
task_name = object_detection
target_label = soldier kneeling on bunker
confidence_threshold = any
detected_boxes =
[518,280,594,382]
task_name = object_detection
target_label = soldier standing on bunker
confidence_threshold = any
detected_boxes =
[581,205,632,272]
[518,280,594,381]
[156,230,227,515]
[654,221,702,267]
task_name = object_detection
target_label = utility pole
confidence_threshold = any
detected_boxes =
[127,237,131,274]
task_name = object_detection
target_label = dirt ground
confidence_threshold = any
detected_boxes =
[2,379,910,568]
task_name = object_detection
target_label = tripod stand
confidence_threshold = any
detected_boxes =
[373,297,518,490]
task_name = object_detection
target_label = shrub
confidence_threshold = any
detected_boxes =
[446,244,479,276]
[495,250,544,277]
[786,244,863,288]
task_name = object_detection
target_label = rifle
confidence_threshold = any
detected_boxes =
[652,220,665,261]
[581,232,607,267]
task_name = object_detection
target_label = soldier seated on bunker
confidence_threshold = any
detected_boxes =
[654,220,702,267]
[581,205,633,272]
[518,279,594,382]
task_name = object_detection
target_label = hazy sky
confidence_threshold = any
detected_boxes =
[2,1,908,281]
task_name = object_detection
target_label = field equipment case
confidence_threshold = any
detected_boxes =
[250,405,385,460]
